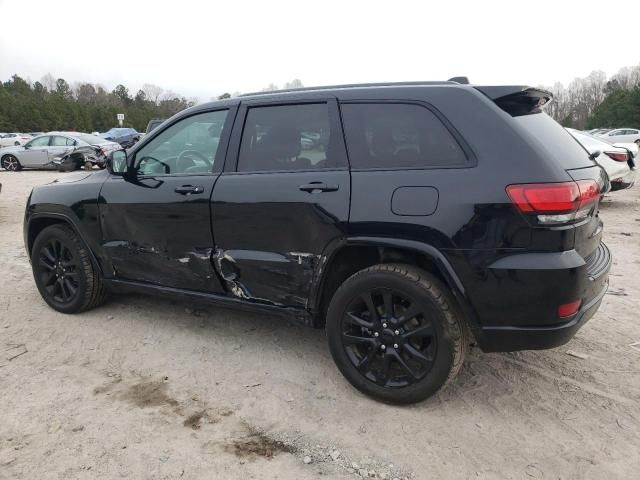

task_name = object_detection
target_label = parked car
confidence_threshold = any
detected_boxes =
[587,128,611,136]
[1,132,120,171]
[567,129,636,191]
[100,128,142,148]
[23,81,611,404]
[0,133,32,147]
[596,128,640,145]
[145,118,166,134]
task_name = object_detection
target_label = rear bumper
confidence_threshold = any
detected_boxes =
[478,279,608,352]
[468,242,612,352]
[610,169,635,191]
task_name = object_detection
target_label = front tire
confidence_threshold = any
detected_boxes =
[1,155,21,171]
[31,224,106,313]
[326,264,468,404]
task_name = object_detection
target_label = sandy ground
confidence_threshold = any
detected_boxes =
[1,170,639,480]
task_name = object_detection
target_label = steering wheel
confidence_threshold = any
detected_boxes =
[177,149,211,166]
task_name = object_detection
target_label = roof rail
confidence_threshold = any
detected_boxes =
[239,80,461,97]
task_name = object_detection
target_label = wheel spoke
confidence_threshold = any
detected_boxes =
[402,322,434,339]
[403,344,433,367]
[63,277,77,296]
[345,312,374,330]
[356,346,378,372]
[391,350,419,380]
[39,257,55,271]
[375,354,392,386]
[42,246,56,264]
[382,291,394,319]
[342,333,376,347]
[360,292,379,323]
[396,304,422,327]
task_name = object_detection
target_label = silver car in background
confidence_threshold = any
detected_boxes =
[0,132,120,171]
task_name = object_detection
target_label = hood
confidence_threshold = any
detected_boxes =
[50,171,94,184]
[0,145,26,154]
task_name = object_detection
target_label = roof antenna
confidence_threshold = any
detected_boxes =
[448,76,470,84]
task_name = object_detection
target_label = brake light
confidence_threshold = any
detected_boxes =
[558,299,581,318]
[506,180,599,224]
[604,151,628,162]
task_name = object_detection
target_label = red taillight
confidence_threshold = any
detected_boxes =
[604,151,628,162]
[558,299,581,318]
[507,182,580,213]
[506,180,599,224]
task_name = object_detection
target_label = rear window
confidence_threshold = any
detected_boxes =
[75,134,109,145]
[515,113,594,169]
[340,103,467,169]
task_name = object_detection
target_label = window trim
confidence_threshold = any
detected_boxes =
[129,107,235,178]
[226,98,349,174]
[338,99,477,172]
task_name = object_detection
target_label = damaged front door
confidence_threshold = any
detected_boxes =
[99,108,234,292]
[212,100,350,307]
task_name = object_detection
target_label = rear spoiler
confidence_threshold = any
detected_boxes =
[475,86,552,116]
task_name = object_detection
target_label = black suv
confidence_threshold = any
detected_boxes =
[24,81,611,404]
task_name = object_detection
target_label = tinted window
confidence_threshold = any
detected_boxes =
[340,103,467,169]
[27,136,50,147]
[134,110,228,176]
[51,136,75,146]
[238,103,338,172]
[515,113,594,169]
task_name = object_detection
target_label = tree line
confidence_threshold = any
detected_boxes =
[543,63,640,130]
[0,75,306,134]
[0,74,196,133]
[2,67,637,134]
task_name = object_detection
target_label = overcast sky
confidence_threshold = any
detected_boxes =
[1,0,638,101]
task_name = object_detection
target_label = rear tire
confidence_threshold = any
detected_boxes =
[84,160,94,170]
[326,263,468,404]
[1,155,21,171]
[31,224,107,313]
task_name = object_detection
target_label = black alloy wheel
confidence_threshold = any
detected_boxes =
[326,264,468,404]
[341,288,436,388]
[37,237,81,304]
[31,224,106,313]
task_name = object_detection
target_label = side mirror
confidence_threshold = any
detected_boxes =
[107,149,129,175]
[589,150,601,161]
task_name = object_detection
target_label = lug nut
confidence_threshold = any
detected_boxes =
[380,345,386,350]
[382,323,388,328]
[374,332,379,337]
[393,343,399,349]
[394,330,400,335]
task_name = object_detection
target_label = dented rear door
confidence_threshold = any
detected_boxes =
[211,99,350,308]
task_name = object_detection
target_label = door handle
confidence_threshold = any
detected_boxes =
[174,185,204,195]
[299,182,339,193]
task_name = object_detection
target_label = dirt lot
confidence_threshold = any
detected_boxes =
[1,170,639,480]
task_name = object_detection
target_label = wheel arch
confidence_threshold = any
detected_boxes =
[311,237,480,338]
[26,213,104,275]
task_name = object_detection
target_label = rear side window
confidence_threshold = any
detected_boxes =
[340,103,467,169]
[515,113,594,169]
[238,103,343,172]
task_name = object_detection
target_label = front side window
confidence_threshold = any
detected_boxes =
[134,110,228,176]
[238,103,336,172]
[341,103,467,169]
[27,136,50,148]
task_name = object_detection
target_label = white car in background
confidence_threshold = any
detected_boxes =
[0,133,32,147]
[568,129,636,191]
[596,128,640,145]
